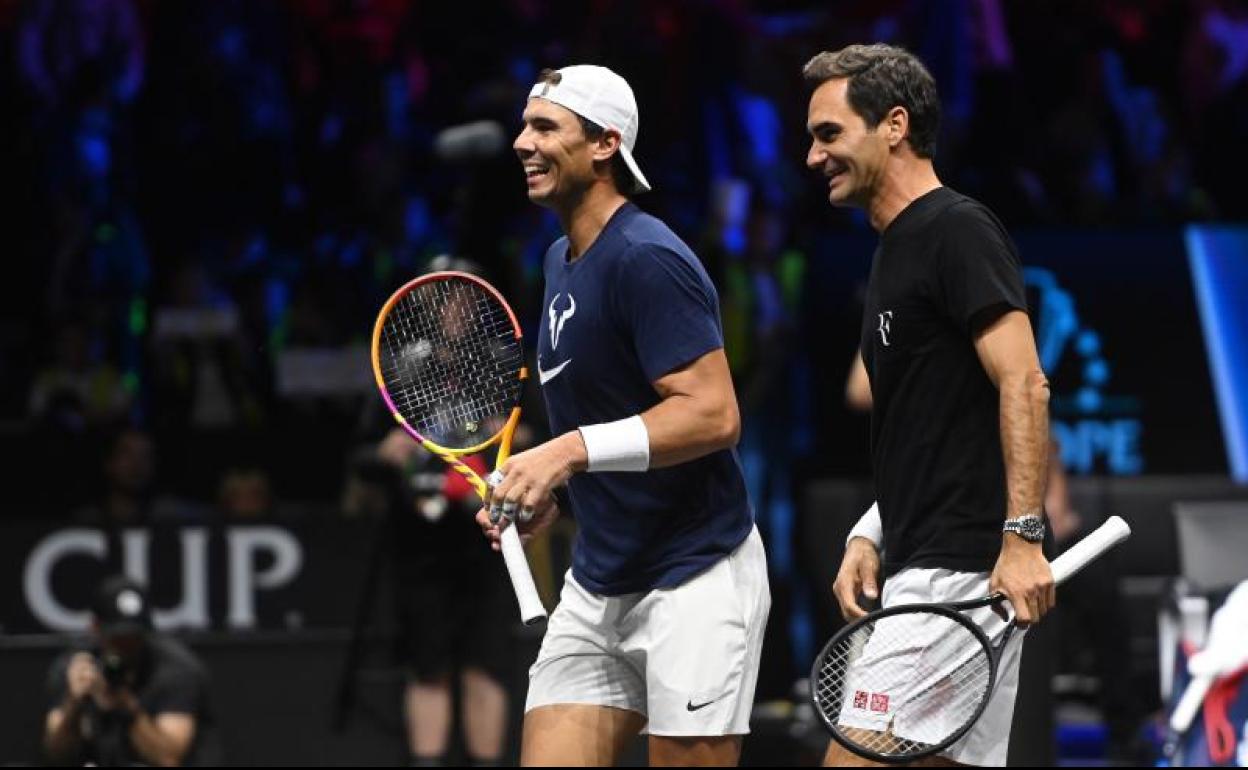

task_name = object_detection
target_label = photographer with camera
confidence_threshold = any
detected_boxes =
[43,576,219,766]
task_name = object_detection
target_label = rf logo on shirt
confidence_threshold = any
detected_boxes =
[877,310,894,347]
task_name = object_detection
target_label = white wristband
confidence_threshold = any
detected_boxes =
[578,415,650,472]
[846,501,883,548]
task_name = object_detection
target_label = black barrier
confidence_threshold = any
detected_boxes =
[0,629,545,766]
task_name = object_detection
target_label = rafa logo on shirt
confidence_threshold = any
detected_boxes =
[549,293,577,350]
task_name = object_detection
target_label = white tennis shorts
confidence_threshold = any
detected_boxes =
[836,567,1026,766]
[525,526,770,736]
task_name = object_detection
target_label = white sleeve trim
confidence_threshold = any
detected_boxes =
[847,501,883,548]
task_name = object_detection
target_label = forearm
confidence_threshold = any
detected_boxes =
[556,392,738,475]
[129,711,189,767]
[640,390,739,467]
[999,369,1050,520]
[553,392,738,479]
[530,349,739,482]
[44,702,86,762]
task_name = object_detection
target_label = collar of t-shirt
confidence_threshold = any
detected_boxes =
[880,186,952,242]
[563,201,638,265]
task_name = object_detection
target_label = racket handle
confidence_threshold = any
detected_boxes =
[500,525,547,625]
[1050,515,1132,585]
[1169,673,1214,733]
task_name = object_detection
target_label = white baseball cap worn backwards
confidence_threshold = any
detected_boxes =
[528,65,652,193]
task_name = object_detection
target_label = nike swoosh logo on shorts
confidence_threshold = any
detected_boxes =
[538,359,571,384]
[686,696,723,712]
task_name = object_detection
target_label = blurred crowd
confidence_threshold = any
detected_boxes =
[2,0,1247,521]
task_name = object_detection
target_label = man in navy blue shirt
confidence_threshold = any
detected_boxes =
[476,65,770,766]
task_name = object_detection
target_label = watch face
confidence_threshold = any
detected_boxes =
[1008,516,1048,541]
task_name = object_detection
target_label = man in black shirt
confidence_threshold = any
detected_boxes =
[803,44,1054,766]
[43,576,219,766]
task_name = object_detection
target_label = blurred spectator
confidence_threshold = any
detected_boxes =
[74,426,198,527]
[28,316,132,429]
[717,188,817,696]
[1183,0,1248,218]
[150,261,264,434]
[18,0,150,380]
[217,466,275,521]
[5,0,1245,501]
[43,575,220,766]
[16,0,144,111]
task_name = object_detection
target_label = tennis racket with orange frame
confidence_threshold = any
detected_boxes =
[371,270,546,625]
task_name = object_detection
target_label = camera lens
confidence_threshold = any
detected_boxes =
[99,652,128,688]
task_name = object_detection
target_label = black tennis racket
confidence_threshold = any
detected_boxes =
[811,515,1132,764]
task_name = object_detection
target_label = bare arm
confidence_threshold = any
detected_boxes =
[44,701,88,763]
[845,350,872,412]
[487,347,739,514]
[639,347,740,466]
[44,652,96,762]
[974,310,1055,625]
[128,707,195,767]
[973,311,1050,522]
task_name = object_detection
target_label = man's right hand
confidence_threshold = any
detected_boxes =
[66,653,100,705]
[833,537,881,621]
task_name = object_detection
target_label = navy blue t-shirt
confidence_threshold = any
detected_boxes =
[537,202,753,595]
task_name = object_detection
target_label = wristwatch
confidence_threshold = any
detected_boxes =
[1003,514,1046,543]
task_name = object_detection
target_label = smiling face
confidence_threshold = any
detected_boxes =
[805,78,892,209]
[513,99,602,209]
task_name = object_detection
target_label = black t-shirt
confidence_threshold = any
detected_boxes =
[860,186,1028,578]
[46,634,220,766]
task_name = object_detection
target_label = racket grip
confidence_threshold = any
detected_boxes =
[1169,673,1214,732]
[500,525,547,625]
[1050,515,1131,585]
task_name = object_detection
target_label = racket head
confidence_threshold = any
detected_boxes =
[372,271,526,454]
[810,602,999,764]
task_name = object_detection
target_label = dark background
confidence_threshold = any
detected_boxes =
[2,0,1247,765]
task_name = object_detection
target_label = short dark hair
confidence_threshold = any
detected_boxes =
[802,44,941,159]
[537,68,562,87]
[578,118,635,194]
[535,68,635,194]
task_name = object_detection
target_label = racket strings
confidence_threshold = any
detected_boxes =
[814,611,993,757]
[379,279,523,449]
